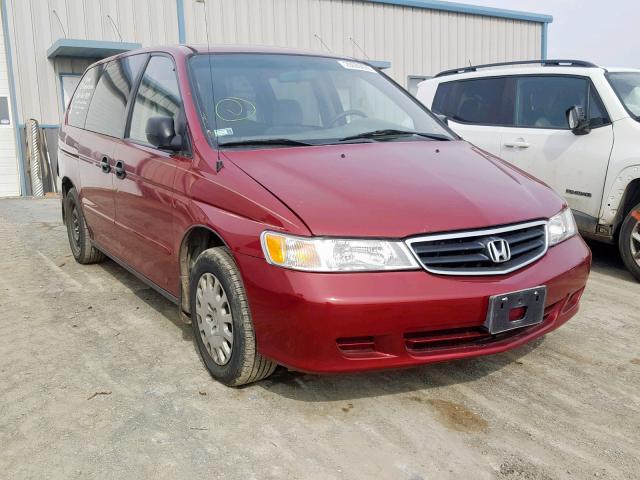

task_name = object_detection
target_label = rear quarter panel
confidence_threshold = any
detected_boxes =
[58,126,83,191]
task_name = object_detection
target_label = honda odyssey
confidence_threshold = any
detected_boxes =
[59,46,591,386]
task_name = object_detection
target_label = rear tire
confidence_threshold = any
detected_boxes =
[618,202,640,282]
[64,188,105,264]
[189,247,276,386]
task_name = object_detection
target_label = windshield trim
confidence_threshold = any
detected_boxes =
[605,71,640,122]
[186,52,459,151]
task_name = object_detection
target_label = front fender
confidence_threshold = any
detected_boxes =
[600,164,640,226]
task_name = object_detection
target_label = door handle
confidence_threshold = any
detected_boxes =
[504,141,531,149]
[115,160,126,179]
[100,156,111,173]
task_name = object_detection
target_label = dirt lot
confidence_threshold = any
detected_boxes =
[0,198,638,480]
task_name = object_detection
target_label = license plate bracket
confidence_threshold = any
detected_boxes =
[484,286,547,334]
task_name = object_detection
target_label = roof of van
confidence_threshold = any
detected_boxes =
[90,44,348,68]
[186,44,333,56]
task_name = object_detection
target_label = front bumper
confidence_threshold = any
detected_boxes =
[234,235,591,374]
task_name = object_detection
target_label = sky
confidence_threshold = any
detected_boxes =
[459,0,640,68]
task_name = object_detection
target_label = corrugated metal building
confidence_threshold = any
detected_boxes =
[0,0,552,197]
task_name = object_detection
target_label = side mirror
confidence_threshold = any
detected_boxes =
[146,116,182,151]
[435,113,449,125]
[566,106,590,135]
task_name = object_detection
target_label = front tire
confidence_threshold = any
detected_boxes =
[64,188,105,264]
[189,247,276,386]
[618,202,640,282]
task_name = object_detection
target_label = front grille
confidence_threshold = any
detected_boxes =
[406,221,548,275]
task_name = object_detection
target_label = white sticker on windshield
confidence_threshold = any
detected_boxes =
[337,60,375,73]
[214,128,234,137]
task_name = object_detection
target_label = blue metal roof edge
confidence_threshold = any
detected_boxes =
[362,0,553,24]
[176,0,186,43]
[47,39,143,59]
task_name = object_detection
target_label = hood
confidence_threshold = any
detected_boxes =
[224,140,564,238]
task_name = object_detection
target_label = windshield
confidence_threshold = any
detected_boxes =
[188,53,453,147]
[607,72,640,118]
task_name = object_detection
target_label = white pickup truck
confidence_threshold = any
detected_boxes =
[417,60,640,281]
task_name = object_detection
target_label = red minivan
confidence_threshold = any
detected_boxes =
[59,46,591,386]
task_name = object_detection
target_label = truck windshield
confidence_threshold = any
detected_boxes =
[188,53,453,147]
[607,72,640,118]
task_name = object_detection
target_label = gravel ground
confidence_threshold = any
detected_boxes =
[0,197,638,480]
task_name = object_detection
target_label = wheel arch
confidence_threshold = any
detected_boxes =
[614,177,640,235]
[60,176,75,221]
[178,225,231,314]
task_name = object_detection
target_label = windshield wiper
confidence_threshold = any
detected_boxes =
[339,129,451,142]
[219,138,315,148]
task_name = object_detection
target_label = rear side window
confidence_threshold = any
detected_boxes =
[67,66,100,128]
[432,78,514,125]
[84,56,146,137]
[128,56,182,144]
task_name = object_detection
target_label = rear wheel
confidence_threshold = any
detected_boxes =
[618,202,640,282]
[64,188,105,264]
[189,247,276,386]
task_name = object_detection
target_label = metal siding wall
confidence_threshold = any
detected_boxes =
[0,2,19,196]
[182,0,542,86]
[5,0,179,125]
[4,0,544,124]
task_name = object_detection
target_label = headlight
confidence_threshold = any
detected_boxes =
[548,208,577,246]
[261,231,419,272]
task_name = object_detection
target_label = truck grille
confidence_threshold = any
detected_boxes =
[406,220,548,275]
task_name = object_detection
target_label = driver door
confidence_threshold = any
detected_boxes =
[113,54,185,293]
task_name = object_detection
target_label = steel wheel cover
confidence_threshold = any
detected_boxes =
[195,272,234,366]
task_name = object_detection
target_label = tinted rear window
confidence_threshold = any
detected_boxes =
[67,66,100,129]
[84,55,146,137]
[432,78,514,126]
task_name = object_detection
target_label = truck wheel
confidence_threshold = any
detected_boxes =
[64,188,105,264]
[189,247,276,386]
[618,202,640,282]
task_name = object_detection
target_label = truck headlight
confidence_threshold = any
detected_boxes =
[548,208,578,246]
[261,231,419,272]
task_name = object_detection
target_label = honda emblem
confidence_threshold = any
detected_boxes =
[487,239,511,263]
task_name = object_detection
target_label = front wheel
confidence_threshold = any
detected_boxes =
[189,247,276,386]
[618,202,640,282]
